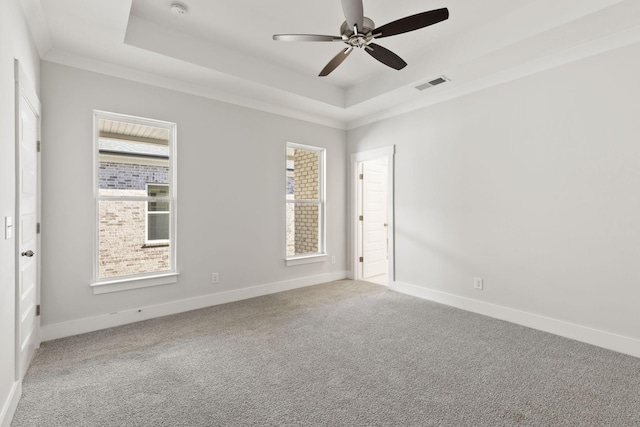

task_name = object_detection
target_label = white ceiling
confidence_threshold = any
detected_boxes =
[19,0,640,129]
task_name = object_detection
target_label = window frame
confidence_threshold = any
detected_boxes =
[285,142,327,266]
[145,183,170,245]
[91,110,178,294]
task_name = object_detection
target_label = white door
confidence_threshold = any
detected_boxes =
[362,158,388,279]
[16,87,40,379]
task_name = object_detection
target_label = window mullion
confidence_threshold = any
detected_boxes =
[99,195,155,202]
[287,199,321,204]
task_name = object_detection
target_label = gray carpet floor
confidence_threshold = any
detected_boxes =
[11,280,640,426]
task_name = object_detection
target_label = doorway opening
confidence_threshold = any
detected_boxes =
[351,146,394,286]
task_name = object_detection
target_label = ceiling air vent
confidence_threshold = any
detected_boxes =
[415,76,450,91]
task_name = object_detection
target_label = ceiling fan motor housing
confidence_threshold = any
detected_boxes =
[340,17,375,48]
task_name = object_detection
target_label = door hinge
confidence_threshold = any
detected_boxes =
[359,215,363,221]
[359,256,363,263]
[359,173,363,180]
[37,141,41,152]
[36,305,41,316]
[36,223,40,234]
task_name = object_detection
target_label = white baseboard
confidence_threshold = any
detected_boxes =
[41,271,349,342]
[391,281,640,359]
[0,380,21,427]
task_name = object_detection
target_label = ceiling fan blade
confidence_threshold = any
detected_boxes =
[341,0,364,32]
[273,34,343,42]
[319,48,353,76]
[374,8,449,39]
[365,43,407,70]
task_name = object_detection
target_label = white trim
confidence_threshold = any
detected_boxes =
[285,254,328,266]
[90,273,179,295]
[347,26,640,130]
[93,111,178,284]
[14,59,42,383]
[350,146,395,163]
[285,142,326,261]
[350,146,396,282]
[14,60,41,116]
[43,271,349,341]
[391,281,640,359]
[0,380,21,427]
[98,195,164,202]
[36,17,640,132]
[17,0,53,57]
[42,50,347,130]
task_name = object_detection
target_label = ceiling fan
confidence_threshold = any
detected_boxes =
[273,0,449,76]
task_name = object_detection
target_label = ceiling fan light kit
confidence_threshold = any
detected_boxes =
[273,0,449,76]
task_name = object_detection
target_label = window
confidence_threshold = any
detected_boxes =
[146,184,170,243]
[286,143,326,265]
[92,111,177,294]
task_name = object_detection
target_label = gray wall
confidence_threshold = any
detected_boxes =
[0,0,41,422]
[348,42,640,342]
[40,61,347,326]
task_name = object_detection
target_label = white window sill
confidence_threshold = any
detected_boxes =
[285,254,327,266]
[90,272,179,295]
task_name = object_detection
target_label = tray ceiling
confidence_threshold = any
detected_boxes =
[20,0,640,129]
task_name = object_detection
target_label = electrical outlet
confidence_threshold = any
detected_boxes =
[474,277,483,290]
[211,273,219,284]
[331,256,336,264]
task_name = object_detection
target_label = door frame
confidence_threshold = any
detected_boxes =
[14,59,42,381]
[350,146,395,283]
